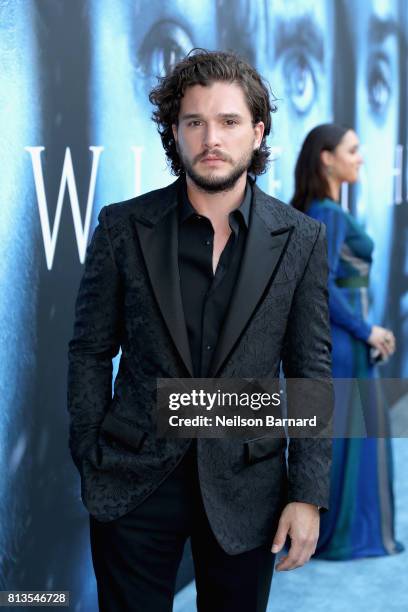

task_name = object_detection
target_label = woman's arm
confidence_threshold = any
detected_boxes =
[312,206,371,342]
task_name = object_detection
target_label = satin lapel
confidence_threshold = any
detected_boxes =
[209,201,293,377]
[134,206,194,377]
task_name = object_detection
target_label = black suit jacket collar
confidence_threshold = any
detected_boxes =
[131,177,293,377]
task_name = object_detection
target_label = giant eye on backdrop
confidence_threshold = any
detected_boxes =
[282,49,317,116]
[366,52,391,118]
[138,20,194,78]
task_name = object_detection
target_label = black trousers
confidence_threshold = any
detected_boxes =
[89,443,275,612]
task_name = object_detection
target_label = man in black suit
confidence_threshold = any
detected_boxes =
[68,50,332,612]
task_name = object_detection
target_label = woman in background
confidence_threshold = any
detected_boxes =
[291,123,403,559]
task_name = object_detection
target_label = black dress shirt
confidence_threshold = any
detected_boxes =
[178,180,251,377]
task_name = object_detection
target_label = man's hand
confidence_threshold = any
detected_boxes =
[271,502,320,571]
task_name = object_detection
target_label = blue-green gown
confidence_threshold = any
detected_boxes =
[307,198,403,559]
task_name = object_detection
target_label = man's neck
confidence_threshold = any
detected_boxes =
[185,172,247,229]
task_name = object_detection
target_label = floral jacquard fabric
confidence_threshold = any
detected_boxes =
[67,178,333,555]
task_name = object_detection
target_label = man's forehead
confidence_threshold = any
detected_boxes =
[179,81,251,114]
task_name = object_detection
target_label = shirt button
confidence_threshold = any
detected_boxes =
[205,240,211,246]
[195,215,201,219]
[206,345,212,351]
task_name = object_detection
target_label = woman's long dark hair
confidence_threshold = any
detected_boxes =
[290,123,350,212]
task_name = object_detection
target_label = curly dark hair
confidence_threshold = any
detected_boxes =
[149,49,277,176]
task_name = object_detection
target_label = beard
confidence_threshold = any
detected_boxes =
[177,145,254,193]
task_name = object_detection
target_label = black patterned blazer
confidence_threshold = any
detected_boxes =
[67,177,333,555]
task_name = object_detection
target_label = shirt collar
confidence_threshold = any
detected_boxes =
[179,178,252,229]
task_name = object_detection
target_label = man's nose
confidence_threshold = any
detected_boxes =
[203,123,221,149]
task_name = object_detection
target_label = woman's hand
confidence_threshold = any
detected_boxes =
[368,326,396,359]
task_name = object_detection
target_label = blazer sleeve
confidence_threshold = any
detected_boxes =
[317,207,371,342]
[281,223,333,511]
[67,206,122,471]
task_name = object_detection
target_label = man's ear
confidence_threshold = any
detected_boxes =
[172,124,178,143]
[253,121,265,149]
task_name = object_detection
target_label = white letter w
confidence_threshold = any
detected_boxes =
[25,146,103,270]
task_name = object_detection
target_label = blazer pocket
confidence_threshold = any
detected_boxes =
[244,436,285,466]
[100,412,146,452]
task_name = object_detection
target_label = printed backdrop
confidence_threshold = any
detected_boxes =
[1,0,407,608]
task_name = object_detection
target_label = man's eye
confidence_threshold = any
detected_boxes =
[138,20,193,78]
[282,50,317,116]
[367,53,391,118]
[188,121,202,127]
[225,120,237,126]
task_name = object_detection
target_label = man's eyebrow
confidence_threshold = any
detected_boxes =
[368,15,399,44]
[217,113,244,120]
[180,113,203,121]
[180,112,244,121]
[275,15,324,63]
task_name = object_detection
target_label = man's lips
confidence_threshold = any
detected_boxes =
[200,155,225,163]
